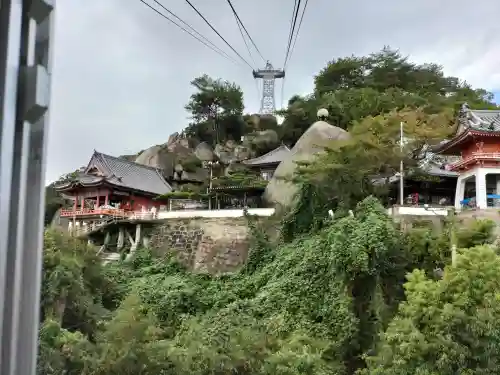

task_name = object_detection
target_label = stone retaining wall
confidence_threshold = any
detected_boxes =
[149,217,249,273]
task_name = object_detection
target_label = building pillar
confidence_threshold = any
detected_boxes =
[95,195,100,208]
[104,191,109,206]
[495,176,500,207]
[454,175,466,210]
[131,224,141,252]
[117,227,125,250]
[73,197,77,211]
[80,197,85,210]
[475,168,487,209]
[125,224,142,262]
[104,232,111,246]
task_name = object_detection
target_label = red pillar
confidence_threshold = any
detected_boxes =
[80,197,85,210]
[95,195,100,208]
[73,196,77,211]
[104,191,109,206]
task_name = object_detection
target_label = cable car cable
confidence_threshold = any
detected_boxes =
[184,0,254,70]
[225,0,266,63]
[139,0,240,66]
[285,0,309,70]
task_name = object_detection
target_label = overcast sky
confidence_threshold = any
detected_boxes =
[47,0,500,183]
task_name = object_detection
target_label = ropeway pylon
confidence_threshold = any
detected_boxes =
[252,61,285,115]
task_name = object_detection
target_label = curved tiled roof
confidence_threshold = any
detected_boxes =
[465,109,500,131]
[56,151,172,195]
[242,145,291,166]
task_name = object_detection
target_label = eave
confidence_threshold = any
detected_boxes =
[434,128,500,155]
[55,179,161,198]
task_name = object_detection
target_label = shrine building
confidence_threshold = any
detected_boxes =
[209,144,291,209]
[55,151,172,219]
[242,144,291,181]
[434,104,500,210]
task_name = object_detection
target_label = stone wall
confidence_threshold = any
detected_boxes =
[149,217,250,273]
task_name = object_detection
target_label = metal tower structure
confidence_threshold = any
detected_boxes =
[253,61,285,115]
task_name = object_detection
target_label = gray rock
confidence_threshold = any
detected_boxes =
[234,145,251,161]
[264,120,350,207]
[167,132,179,146]
[134,145,175,177]
[195,142,215,161]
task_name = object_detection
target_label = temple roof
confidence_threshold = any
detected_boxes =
[242,145,291,166]
[433,104,500,154]
[419,152,459,177]
[56,151,172,195]
[458,107,500,132]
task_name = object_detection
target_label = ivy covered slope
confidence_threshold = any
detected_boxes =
[38,47,500,374]
[38,193,500,375]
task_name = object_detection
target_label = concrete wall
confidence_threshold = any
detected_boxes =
[156,208,275,219]
[149,217,250,274]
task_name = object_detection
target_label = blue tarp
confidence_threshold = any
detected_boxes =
[461,195,500,205]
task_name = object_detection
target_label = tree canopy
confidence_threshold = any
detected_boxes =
[38,47,500,374]
[184,74,245,146]
[279,47,498,146]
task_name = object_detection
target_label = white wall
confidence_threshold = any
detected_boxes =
[156,208,275,219]
[387,206,449,217]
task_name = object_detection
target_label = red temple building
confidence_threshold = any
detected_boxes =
[435,104,500,209]
[55,151,172,221]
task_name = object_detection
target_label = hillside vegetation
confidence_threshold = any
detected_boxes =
[39,48,500,374]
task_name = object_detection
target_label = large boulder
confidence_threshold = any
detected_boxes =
[195,142,215,161]
[264,113,350,207]
[134,145,175,177]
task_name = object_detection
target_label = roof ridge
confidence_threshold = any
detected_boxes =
[154,168,173,189]
[95,151,164,171]
[244,144,290,163]
[90,150,113,175]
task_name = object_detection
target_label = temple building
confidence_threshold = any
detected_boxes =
[56,151,172,221]
[386,152,458,206]
[434,104,500,209]
[209,144,292,208]
[242,144,291,181]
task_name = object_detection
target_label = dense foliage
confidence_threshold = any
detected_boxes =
[39,48,500,374]
[38,197,500,374]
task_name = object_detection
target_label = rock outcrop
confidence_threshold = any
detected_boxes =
[134,144,175,176]
[264,109,350,207]
[195,142,215,161]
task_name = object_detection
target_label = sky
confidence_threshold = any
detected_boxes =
[47,0,500,184]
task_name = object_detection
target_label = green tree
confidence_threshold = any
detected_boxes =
[364,245,500,375]
[279,47,498,145]
[287,108,453,225]
[184,74,245,145]
[92,295,173,375]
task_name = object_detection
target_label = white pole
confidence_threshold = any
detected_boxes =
[399,122,404,206]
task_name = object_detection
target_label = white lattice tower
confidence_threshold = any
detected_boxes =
[252,61,285,115]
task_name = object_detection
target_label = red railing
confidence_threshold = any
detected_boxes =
[60,208,159,220]
[450,152,500,170]
[60,208,128,218]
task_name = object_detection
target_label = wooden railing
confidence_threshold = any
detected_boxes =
[451,152,500,169]
[60,208,128,218]
[70,219,113,236]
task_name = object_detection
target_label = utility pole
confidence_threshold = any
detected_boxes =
[399,121,405,205]
[0,1,55,374]
[449,207,458,266]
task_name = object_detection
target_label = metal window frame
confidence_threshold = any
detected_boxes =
[0,1,55,374]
